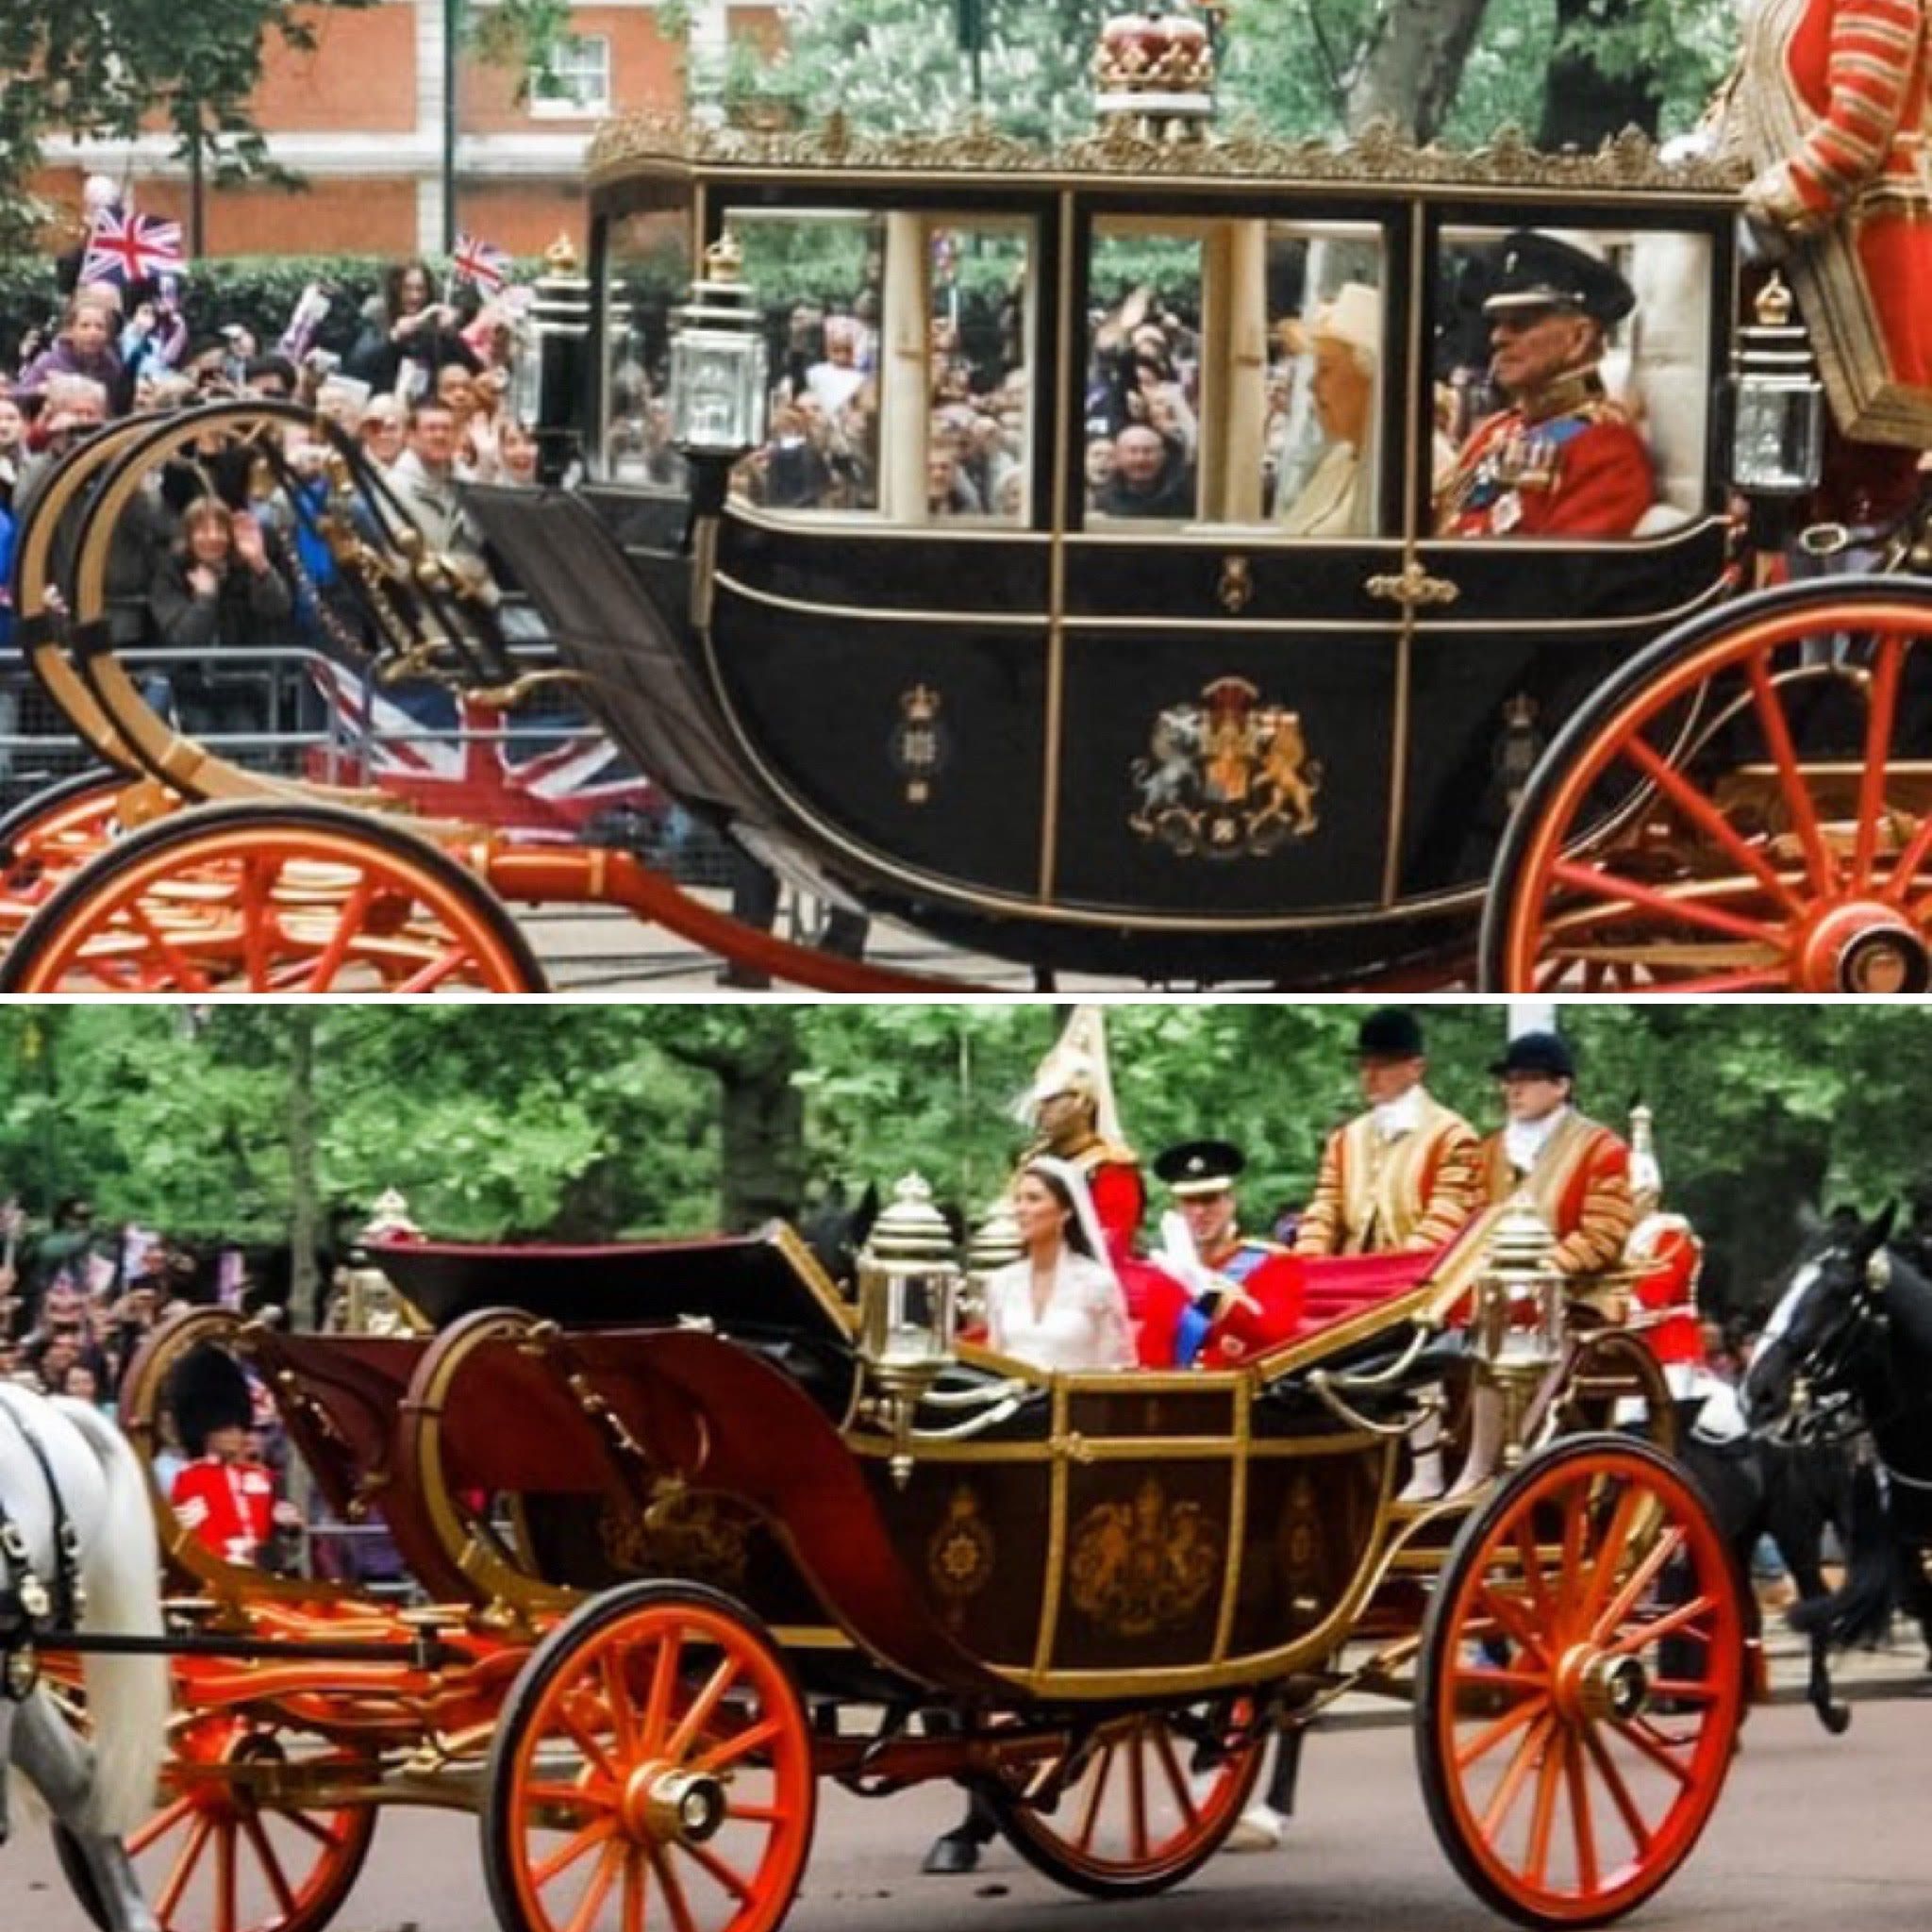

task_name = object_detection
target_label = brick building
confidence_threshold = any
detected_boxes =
[37,2,777,261]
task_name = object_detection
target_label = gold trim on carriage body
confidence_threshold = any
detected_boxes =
[591,110,1748,202]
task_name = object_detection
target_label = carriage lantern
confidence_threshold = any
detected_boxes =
[963,1193,1025,1335]
[857,1173,964,1485]
[668,230,768,459]
[529,234,593,486]
[1473,1197,1564,1378]
[1724,272,1824,498]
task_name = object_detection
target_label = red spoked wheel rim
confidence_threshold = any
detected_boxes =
[1416,1436,1746,1928]
[980,1697,1266,1898]
[485,1584,814,1932]
[0,800,544,993]
[1487,589,1932,991]
[57,1714,378,1932]
[0,771,142,940]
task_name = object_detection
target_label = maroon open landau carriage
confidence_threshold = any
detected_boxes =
[42,1191,1750,1932]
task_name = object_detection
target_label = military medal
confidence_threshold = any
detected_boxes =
[1491,490,1524,533]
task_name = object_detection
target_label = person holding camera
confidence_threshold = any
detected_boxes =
[349,258,481,400]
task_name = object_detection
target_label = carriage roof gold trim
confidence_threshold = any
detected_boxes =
[591,111,1747,202]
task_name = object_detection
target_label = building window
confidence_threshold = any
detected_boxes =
[530,34,611,118]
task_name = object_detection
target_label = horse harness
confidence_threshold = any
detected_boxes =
[0,1399,85,1702]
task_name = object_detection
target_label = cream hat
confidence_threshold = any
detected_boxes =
[1311,281,1382,365]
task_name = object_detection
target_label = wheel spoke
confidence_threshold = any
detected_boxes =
[1562,1727,1600,1896]
[1524,1717,1563,1888]
[156,1814,214,1923]
[530,1818,616,1890]
[1617,735,1805,917]
[1152,1724,1198,1828]
[623,1849,646,1932]
[278,1809,348,1851]
[664,1656,741,1765]
[1575,1481,1647,1636]
[640,1623,682,1754]
[1126,1727,1150,1862]
[1548,859,1785,949]
[1479,1707,1554,1840]
[128,1793,195,1857]
[1608,1716,1694,1787]
[397,943,475,995]
[690,1713,781,1777]
[1854,632,1905,888]
[1074,1742,1115,1853]
[648,1845,700,1932]
[552,1702,621,1786]
[240,1811,299,1918]
[1744,650,1838,898]
[127,898,215,991]
[524,1783,619,1814]
[300,875,377,992]
[601,1645,641,1764]
[678,1836,755,1903]
[562,1841,623,1932]
[1581,1720,1653,1853]
[1453,1689,1550,1774]
[1605,1592,1719,1659]
[215,1820,239,1932]
[1591,1524,1686,1643]
[1475,1582,1551,1666]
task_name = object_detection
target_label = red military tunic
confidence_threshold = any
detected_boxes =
[1439,380,1653,538]
[1724,0,1932,445]
[1625,1211,1708,1397]
[171,1457,276,1567]
[1478,1110,1637,1292]
[1134,1234,1307,1369]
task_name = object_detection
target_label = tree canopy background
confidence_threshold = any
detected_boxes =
[0,1005,1923,1316]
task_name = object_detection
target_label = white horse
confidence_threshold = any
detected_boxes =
[0,1382,171,1932]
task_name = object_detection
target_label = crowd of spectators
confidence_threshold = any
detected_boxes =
[1,220,546,769]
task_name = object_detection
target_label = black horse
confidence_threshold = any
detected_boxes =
[1741,1206,1932,1675]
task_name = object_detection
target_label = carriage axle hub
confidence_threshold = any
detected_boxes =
[1557,1647,1649,1724]
[1797,903,1930,994]
[625,1764,727,1845]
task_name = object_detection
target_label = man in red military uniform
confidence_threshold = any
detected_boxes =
[1294,1008,1481,1259]
[1437,232,1653,539]
[1015,1005,1145,1274]
[1144,1141,1304,1370]
[166,1343,279,1568]
[1720,0,1932,475]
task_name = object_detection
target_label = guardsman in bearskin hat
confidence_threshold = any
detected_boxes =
[1436,232,1653,539]
[1145,1141,1305,1370]
[1015,1005,1144,1271]
[1478,1031,1637,1297]
[166,1344,278,1568]
[1294,1008,1481,1259]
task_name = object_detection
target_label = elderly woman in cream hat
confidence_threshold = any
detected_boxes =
[1278,280,1381,538]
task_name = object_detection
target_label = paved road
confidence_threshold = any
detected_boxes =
[8,1685,1926,1932]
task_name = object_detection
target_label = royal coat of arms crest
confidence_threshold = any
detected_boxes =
[1129,676,1322,858]
[1068,1478,1222,1638]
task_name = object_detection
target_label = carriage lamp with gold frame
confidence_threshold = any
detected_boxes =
[1469,1198,1564,1470]
[669,231,769,460]
[1725,272,1824,499]
[856,1174,964,1487]
[962,1193,1024,1338]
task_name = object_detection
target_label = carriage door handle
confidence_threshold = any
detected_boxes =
[1365,562,1460,609]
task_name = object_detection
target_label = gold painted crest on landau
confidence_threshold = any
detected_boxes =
[601,1487,753,1591]
[926,1484,996,1613]
[1129,676,1322,858]
[1069,1478,1222,1638]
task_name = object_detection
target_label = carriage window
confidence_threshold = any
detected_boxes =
[602,209,689,490]
[926,220,1032,525]
[1432,225,1714,540]
[1085,225,1203,523]
[730,211,886,514]
[1259,225,1386,536]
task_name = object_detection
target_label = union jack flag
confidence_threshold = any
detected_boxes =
[80,208,185,288]
[451,232,511,295]
[305,658,658,833]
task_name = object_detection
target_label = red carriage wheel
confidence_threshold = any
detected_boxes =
[484,1581,815,1932]
[977,1697,1266,1898]
[1523,1331,1678,1459]
[55,1715,377,1932]
[0,799,546,993]
[0,767,147,939]
[1483,580,1932,992]
[1415,1436,1746,1928]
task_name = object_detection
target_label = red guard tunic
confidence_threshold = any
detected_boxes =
[1625,1211,1709,1398]
[171,1457,275,1567]
[1478,1111,1638,1298]
[1724,0,1932,446]
[1439,381,1653,539]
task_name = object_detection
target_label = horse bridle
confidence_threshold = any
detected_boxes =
[0,1398,85,1702]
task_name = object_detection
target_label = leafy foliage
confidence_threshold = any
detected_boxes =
[3,1006,1928,1318]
